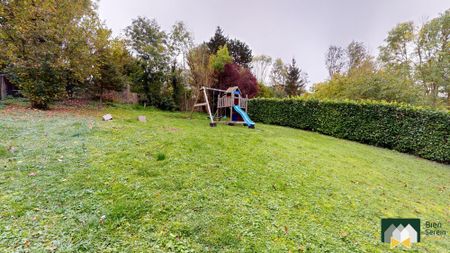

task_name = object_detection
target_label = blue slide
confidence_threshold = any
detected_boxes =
[233,105,255,128]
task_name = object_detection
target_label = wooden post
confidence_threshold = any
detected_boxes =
[229,98,232,122]
[203,87,214,124]
[217,94,220,118]
[245,95,248,112]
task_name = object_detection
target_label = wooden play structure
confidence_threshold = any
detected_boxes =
[190,86,255,128]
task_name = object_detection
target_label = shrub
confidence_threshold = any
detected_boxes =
[248,98,450,163]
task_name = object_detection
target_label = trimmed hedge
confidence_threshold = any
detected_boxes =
[248,98,450,163]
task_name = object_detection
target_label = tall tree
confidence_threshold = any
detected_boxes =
[228,39,253,68]
[126,17,169,106]
[270,58,287,88]
[167,21,194,109]
[325,46,346,78]
[207,26,228,54]
[187,43,214,110]
[0,0,99,109]
[285,58,307,96]
[378,22,424,107]
[346,41,369,71]
[91,28,130,107]
[251,55,272,83]
[187,44,213,90]
[168,21,194,68]
[206,27,252,68]
[416,9,450,106]
[379,22,415,77]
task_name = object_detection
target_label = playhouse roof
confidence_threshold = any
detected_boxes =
[224,86,240,94]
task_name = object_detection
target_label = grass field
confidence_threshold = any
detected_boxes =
[0,102,449,252]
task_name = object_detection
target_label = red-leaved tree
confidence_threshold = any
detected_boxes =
[216,63,259,98]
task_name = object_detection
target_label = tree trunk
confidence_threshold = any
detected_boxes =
[431,83,438,107]
[99,86,103,108]
[0,76,5,100]
[447,92,450,108]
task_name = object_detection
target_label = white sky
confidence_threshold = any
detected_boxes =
[97,0,449,84]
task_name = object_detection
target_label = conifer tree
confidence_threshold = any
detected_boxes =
[285,58,307,96]
[207,26,228,54]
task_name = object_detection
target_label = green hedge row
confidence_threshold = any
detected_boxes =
[248,98,450,163]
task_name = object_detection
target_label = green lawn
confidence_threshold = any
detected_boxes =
[0,103,449,252]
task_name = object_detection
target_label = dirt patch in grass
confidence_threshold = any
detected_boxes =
[0,99,99,118]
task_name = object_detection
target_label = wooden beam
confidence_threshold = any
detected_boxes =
[201,86,226,92]
[203,88,215,124]
[193,102,208,107]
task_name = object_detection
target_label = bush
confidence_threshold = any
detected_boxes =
[248,98,450,163]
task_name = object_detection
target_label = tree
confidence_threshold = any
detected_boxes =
[126,17,169,106]
[167,21,194,109]
[187,44,213,90]
[186,43,214,111]
[91,29,130,106]
[318,37,424,104]
[377,15,449,107]
[168,21,194,68]
[217,63,259,98]
[0,0,99,109]
[209,45,233,72]
[206,27,252,68]
[207,26,228,54]
[325,46,346,78]
[251,55,272,83]
[316,13,450,107]
[313,67,422,104]
[346,41,369,71]
[379,22,415,78]
[237,67,259,98]
[416,9,450,106]
[285,58,308,96]
[228,39,253,68]
[270,58,288,89]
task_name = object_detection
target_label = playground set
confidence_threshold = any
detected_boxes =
[190,86,255,128]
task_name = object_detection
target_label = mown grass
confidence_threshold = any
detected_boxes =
[0,102,449,252]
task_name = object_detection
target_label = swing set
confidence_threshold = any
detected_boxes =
[189,86,255,128]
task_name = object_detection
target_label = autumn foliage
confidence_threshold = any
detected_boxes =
[216,63,259,98]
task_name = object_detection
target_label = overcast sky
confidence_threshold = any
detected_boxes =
[98,0,448,84]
